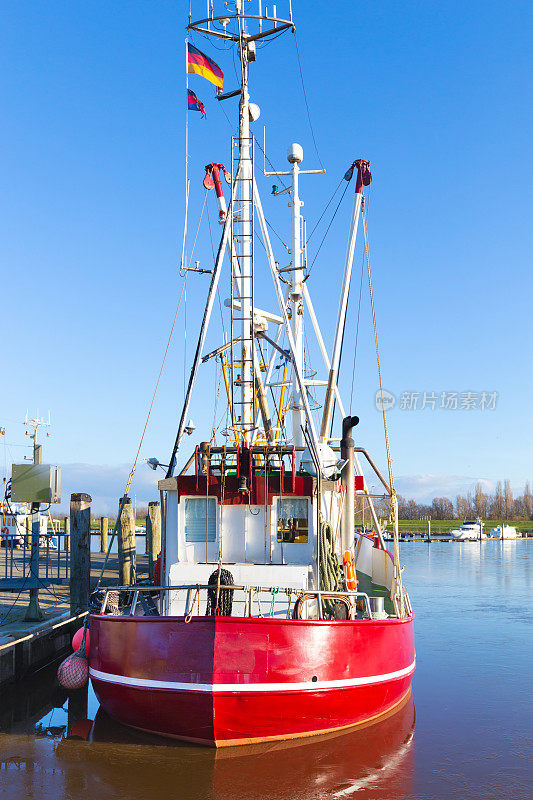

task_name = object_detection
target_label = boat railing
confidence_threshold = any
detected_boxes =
[93,584,379,621]
[393,590,412,619]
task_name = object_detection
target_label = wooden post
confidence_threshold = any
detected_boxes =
[427,519,431,542]
[67,684,88,738]
[64,516,70,553]
[100,516,108,553]
[146,501,161,582]
[118,497,136,586]
[24,504,44,621]
[70,493,92,616]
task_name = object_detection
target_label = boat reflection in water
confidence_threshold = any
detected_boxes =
[62,690,415,800]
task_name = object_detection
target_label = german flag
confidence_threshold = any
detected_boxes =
[187,44,223,91]
[187,89,206,117]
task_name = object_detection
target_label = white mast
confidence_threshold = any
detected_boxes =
[288,144,305,455]
[266,145,324,457]
[236,7,254,440]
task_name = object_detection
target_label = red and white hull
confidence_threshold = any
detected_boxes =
[89,613,415,747]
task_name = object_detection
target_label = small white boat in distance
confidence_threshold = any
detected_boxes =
[489,525,521,539]
[450,521,486,541]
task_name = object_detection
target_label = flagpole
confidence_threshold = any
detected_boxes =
[181,36,189,273]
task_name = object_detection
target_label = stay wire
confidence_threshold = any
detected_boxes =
[306,176,344,246]
[349,187,372,409]
[349,250,365,411]
[206,199,226,338]
[305,180,351,280]
[94,270,190,590]
[217,101,289,251]
[293,31,324,170]
[255,137,290,194]
[362,205,394,492]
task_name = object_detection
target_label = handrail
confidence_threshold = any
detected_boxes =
[93,584,380,620]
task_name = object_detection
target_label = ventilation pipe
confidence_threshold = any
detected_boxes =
[341,416,359,555]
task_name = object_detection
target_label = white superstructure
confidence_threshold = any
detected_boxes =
[450,521,486,541]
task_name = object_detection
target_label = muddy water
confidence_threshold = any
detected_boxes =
[0,541,531,799]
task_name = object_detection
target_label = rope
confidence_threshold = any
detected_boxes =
[207,567,234,617]
[285,588,293,619]
[185,586,201,623]
[180,190,208,276]
[362,206,405,610]
[319,519,342,620]
[362,207,394,492]
[269,587,279,617]
[94,271,189,590]
[349,248,366,410]
[253,588,263,618]
[319,520,340,593]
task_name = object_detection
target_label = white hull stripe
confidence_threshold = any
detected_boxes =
[89,660,415,693]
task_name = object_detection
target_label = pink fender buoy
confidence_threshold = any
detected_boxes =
[72,626,90,656]
[58,653,88,690]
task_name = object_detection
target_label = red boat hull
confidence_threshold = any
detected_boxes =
[89,614,415,747]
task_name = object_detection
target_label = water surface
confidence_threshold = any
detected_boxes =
[0,541,530,799]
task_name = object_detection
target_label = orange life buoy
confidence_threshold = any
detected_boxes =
[1,527,8,536]
[343,549,357,591]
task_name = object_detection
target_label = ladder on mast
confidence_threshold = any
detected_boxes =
[230,134,256,440]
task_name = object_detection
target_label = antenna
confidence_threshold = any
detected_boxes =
[24,413,51,464]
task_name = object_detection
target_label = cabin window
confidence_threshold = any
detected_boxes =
[277,498,308,543]
[184,498,216,543]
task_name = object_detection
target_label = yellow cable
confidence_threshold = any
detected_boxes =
[362,206,394,493]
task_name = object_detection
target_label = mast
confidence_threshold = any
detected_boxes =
[235,14,254,440]
[186,1,295,448]
[288,144,305,454]
[266,147,325,460]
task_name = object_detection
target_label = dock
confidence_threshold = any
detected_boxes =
[0,492,156,691]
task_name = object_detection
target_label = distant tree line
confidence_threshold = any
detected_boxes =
[393,480,533,520]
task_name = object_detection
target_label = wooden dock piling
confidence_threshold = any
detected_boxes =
[69,493,92,616]
[146,501,161,581]
[64,516,70,553]
[100,516,108,553]
[118,497,136,586]
[24,505,43,622]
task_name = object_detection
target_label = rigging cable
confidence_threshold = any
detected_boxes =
[362,204,405,607]
[206,198,227,338]
[255,137,290,195]
[293,31,324,170]
[305,176,344,246]
[349,186,372,409]
[349,250,366,410]
[181,189,209,399]
[361,206,394,492]
[256,337,287,441]
[93,270,190,590]
[304,180,351,280]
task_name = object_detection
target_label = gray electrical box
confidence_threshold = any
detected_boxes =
[11,464,61,504]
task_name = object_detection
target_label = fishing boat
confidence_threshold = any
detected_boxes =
[89,1,415,747]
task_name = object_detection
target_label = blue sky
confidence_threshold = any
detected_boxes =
[1,1,531,513]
